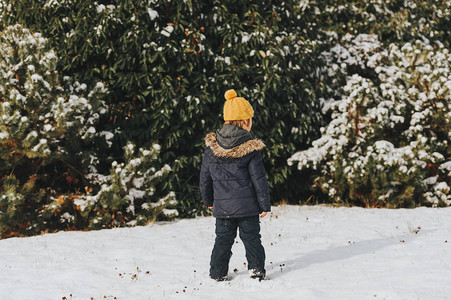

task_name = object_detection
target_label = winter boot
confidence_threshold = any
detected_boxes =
[211,275,231,282]
[249,269,266,281]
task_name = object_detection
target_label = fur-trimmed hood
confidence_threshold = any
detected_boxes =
[205,132,265,158]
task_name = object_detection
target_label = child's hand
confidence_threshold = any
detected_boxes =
[260,212,268,218]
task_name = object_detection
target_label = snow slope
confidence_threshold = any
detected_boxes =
[1,205,450,300]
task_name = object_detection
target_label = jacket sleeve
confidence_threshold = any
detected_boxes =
[248,151,271,212]
[199,148,214,207]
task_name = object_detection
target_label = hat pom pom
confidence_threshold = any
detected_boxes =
[224,89,237,101]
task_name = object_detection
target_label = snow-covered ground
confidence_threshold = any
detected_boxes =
[1,205,450,300]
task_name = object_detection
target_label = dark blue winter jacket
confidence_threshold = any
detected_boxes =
[200,125,271,219]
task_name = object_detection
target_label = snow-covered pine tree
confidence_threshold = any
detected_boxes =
[0,24,106,237]
[289,35,450,208]
[73,142,177,230]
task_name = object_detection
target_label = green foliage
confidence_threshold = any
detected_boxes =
[1,0,328,211]
[38,141,177,232]
[0,23,177,237]
[0,175,45,237]
[84,142,177,229]
[0,24,105,237]
[311,0,450,46]
[289,38,450,208]
[0,0,449,239]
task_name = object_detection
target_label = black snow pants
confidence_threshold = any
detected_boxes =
[210,215,266,279]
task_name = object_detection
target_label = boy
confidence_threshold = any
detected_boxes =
[200,89,271,281]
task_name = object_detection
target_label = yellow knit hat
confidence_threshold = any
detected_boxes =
[223,89,254,121]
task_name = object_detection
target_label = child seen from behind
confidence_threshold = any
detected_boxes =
[200,89,271,281]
